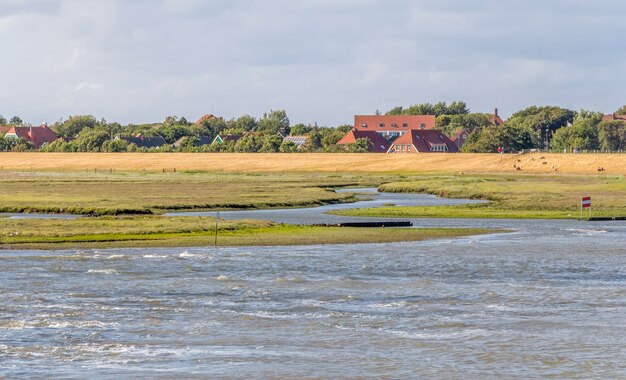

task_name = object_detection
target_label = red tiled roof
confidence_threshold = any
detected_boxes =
[5,125,58,148]
[354,115,436,132]
[388,129,458,153]
[337,129,390,153]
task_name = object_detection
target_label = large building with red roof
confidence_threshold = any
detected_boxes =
[4,124,58,148]
[354,115,436,139]
[336,129,390,153]
[387,129,459,153]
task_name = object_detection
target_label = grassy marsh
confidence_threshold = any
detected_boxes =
[331,174,626,219]
[0,216,497,250]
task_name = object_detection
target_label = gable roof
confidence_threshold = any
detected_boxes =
[5,125,58,148]
[122,135,168,148]
[388,129,459,153]
[337,129,390,153]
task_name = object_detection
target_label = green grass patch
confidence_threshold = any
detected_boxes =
[0,171,392,215]
[331,174,626,219]
[0,215,499,250]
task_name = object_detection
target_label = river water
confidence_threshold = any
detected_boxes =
[2,191,626,378]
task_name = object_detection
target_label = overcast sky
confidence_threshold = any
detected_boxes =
[1,0,624,126]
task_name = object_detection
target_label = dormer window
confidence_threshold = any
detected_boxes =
[402,123,408,128]
[391,123,398,128]
[420,123,426,129]
[379,123,385,128]
[361,123,367,128]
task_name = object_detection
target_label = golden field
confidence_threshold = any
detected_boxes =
[1,152,625,174]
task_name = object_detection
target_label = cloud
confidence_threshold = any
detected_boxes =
[0,0,624,126]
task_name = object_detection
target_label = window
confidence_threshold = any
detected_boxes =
[420,123,426,129]
[391,123,398,128]
[361,123,367,128]
[402,123,408,128]
[379,123,385,128]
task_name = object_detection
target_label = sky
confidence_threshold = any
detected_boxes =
[0,0,624,126]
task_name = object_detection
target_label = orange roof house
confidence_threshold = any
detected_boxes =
[602,114,626,122]
[337,129,390,153]
[354,115,436,139]
[387,129,459,153]
[4,124,58,148]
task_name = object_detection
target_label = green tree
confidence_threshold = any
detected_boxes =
[615,105,626,115]
[258,134,283,152]
[10,138,31,151]
[257,110,289,133]
[234,134,260,152]
[336,125,352,133]
[385,106,403,115]
[9,116,23,125]
[290,123,312,135]
[436,113,491,136]
[550,118,599,152]
[101,139,129,152]
[55,115,99,138]
[597,121,626,151]
[40,139,75,152]
[462,123,533,153]
[158,124,189,144]
[0,115,6,125]
[279,140,298,153]
[73,128,109,151]
[347,137,372,153]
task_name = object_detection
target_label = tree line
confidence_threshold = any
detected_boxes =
[2,103,626,153]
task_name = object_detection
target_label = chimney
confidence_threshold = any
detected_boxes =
[495,108,499,117]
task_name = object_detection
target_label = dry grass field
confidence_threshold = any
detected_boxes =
[2,152,626,175]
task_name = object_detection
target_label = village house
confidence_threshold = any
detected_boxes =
[336,129,390,153]
[282,135,310,149]
[354,115,436,139]
[4,123,58,148]
[602,114,626,122]
[387,129,459,153]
